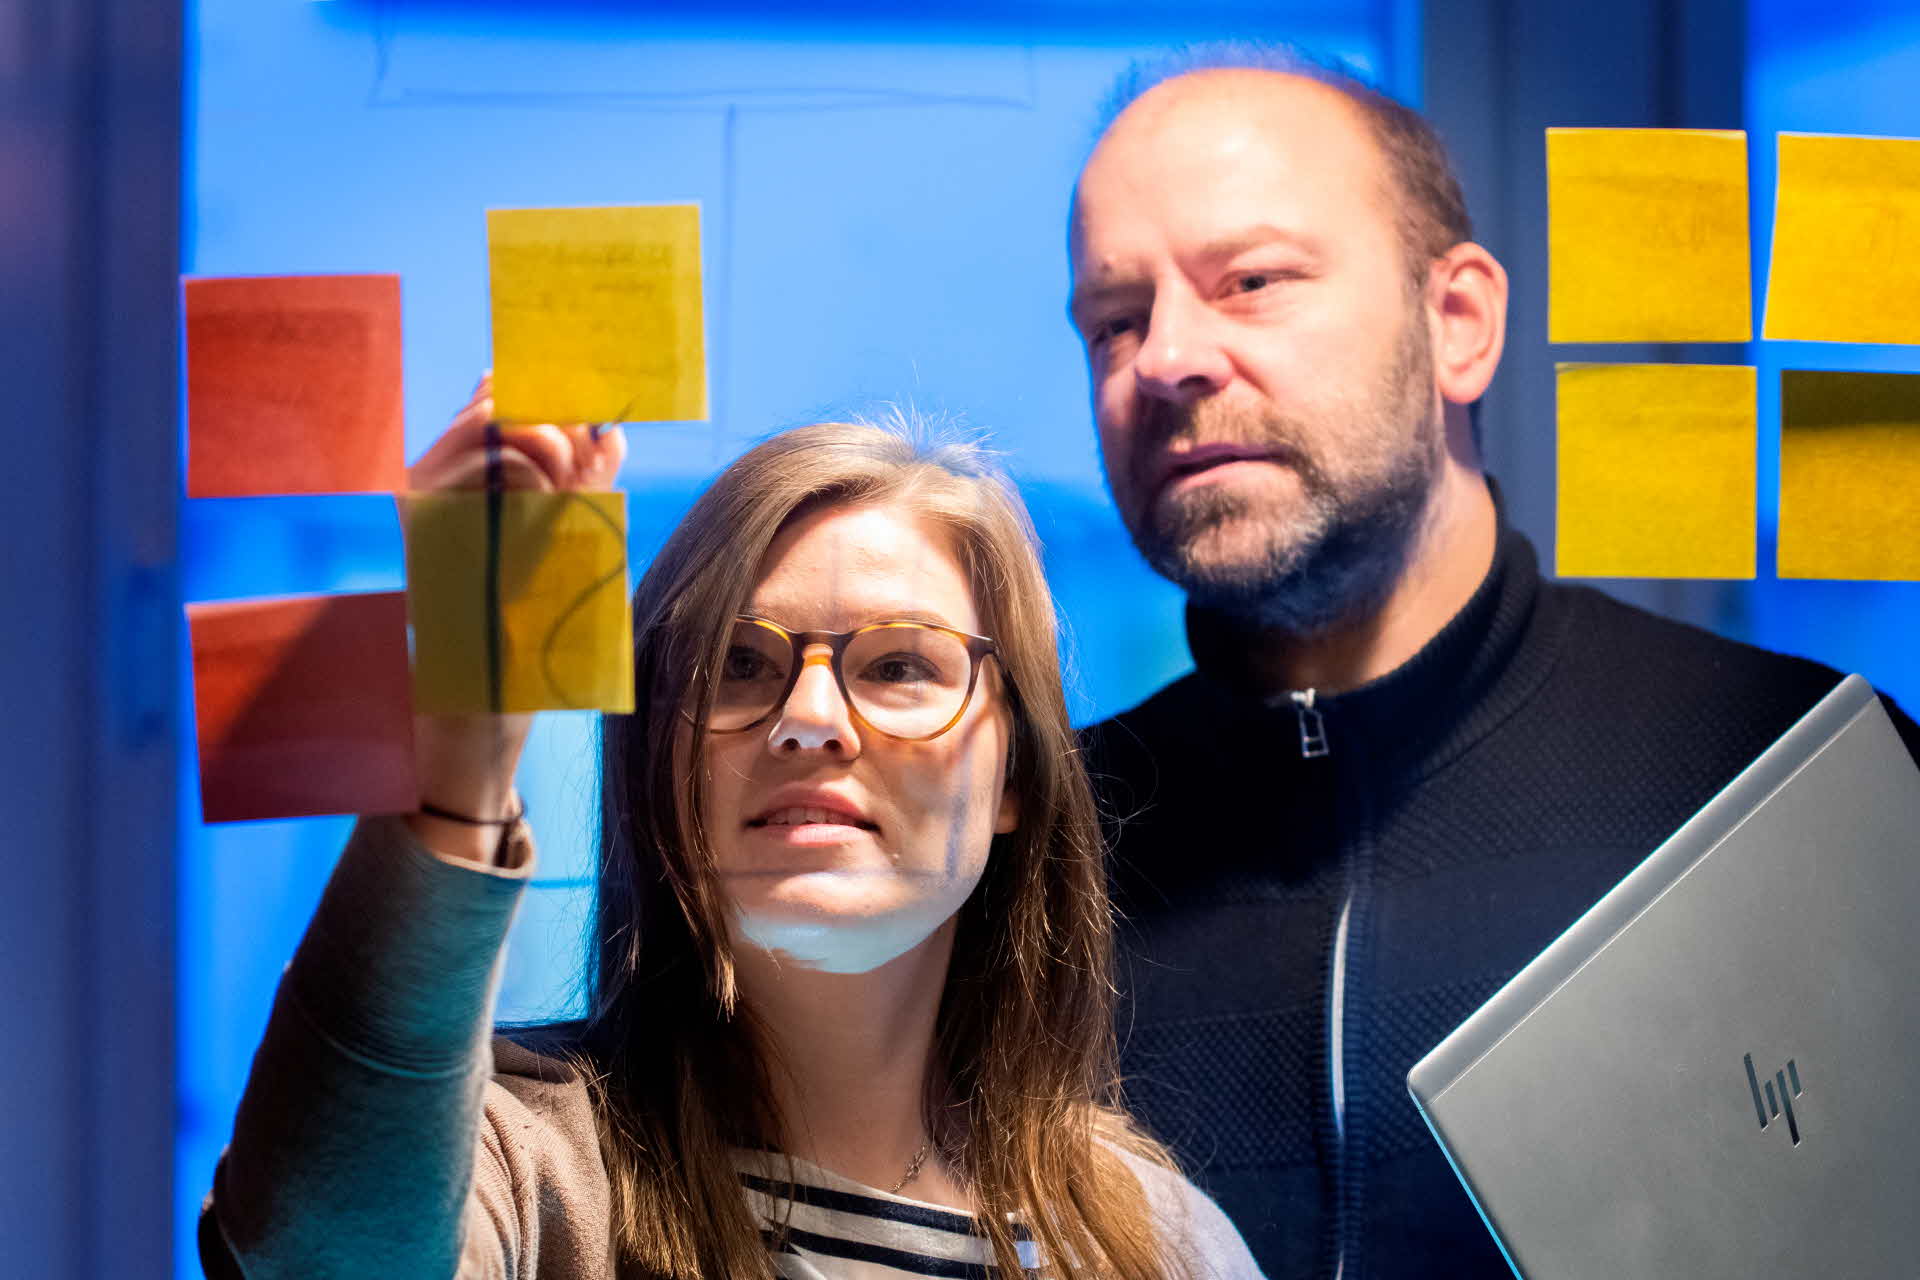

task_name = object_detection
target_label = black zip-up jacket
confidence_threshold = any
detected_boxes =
[1084,518,1920,1280]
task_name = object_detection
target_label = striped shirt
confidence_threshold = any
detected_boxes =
[737,1152,1040,1278]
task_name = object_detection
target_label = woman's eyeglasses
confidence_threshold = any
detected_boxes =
[701,615,999,742]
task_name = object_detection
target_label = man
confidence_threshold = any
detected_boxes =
[1068,49,1920,1279]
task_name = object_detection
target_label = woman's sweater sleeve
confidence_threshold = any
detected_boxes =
[200,815,535,1279]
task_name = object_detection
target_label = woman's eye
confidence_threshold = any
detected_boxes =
[722,647,776,681]
[864,653,938,685]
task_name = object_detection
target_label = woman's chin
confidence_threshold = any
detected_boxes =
[730,887,943,975]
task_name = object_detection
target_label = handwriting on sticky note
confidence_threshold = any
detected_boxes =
[189,592,417,823]
[1547,129,1752,344]
[1556,363,1756,578]
[488,205,708,425]
[1763,134,1920,344]
[184,274,406,498]
[1779,370,1920,580]
[404,489,634,714]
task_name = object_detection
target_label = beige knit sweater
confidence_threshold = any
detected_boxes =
[200,816,1261,1279]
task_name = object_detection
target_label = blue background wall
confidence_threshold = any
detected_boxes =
[176,4,1411,1275]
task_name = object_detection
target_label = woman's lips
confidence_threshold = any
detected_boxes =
[745,804,878,847]
[751,806,875,829]
[746,819,875,849]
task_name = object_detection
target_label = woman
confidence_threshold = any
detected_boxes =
[200,383,1259,1279]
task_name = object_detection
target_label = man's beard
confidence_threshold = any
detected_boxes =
[1122,309,1442,635]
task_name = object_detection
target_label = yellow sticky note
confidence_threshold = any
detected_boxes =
[403,489,635,713]
[1557,363,1756,578]
[488,204,708,424]
[1547,128,1752,343]
[1779,370,1920,580]
[1763,134,1920,344]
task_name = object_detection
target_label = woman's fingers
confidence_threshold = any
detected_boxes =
[410,374,625,493]
[489,422,626,490]
[496,424,584,490]
[566,423,628,489]
[408,391,498,489]
[459,371,491,415]
[597,424,628,479]
[422,444,556,493]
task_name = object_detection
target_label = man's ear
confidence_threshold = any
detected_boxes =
[1428,241,1508,407]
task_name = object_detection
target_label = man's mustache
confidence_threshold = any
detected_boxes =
[1128,398,1326,501]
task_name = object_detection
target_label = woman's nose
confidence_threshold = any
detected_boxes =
[766,649,861,757]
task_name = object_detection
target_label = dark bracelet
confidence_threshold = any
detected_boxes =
[418,795,525,826]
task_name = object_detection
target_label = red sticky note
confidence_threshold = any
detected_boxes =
[184,274,407,498]
[188,592,417,823]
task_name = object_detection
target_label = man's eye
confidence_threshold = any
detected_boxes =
[1091,315,1141,347]
[1231,268,1307,296]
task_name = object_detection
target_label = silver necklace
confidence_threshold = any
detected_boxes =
[887,1139,932,1194]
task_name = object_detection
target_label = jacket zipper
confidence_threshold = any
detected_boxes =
[1292,686,1350,1280]
[1291,688,1330,758]
[1329,885,1355,1280]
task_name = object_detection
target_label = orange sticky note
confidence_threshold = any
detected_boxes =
[1556,363,1757,579]
[184,274,407,498]
[188,592,417,823]
[1779,370,1920,580]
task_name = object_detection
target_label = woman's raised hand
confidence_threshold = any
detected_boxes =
[402,373,626,864]
[408,372,627,494]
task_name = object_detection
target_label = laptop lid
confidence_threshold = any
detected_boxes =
[1408,674,1920,1278]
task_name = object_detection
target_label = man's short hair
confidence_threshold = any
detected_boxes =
[1099,42,1474,281]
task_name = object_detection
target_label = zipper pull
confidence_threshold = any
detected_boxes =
[1290,688,1329,759]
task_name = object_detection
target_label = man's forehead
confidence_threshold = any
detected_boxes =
[1070,69,1391,267]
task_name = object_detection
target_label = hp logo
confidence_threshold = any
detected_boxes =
[1744,1053,1805,1145]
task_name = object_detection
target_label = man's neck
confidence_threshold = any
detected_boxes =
[1243,464,1497,696]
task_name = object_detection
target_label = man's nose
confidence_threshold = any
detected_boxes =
[1132,292,1233,404]
[766,649,860,757]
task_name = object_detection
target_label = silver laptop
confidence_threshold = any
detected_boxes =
[1408,674,1920,1278]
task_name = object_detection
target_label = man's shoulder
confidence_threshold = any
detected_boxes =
[1541,580,1842,709]
[1076,671,1221,806]
[1081,587,1842,746]
[1082,670,1212,749]
[1542,582,1920,763]
[1081,582,1918,775]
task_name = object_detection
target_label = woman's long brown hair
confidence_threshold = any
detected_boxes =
[578,419,1184,1278]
